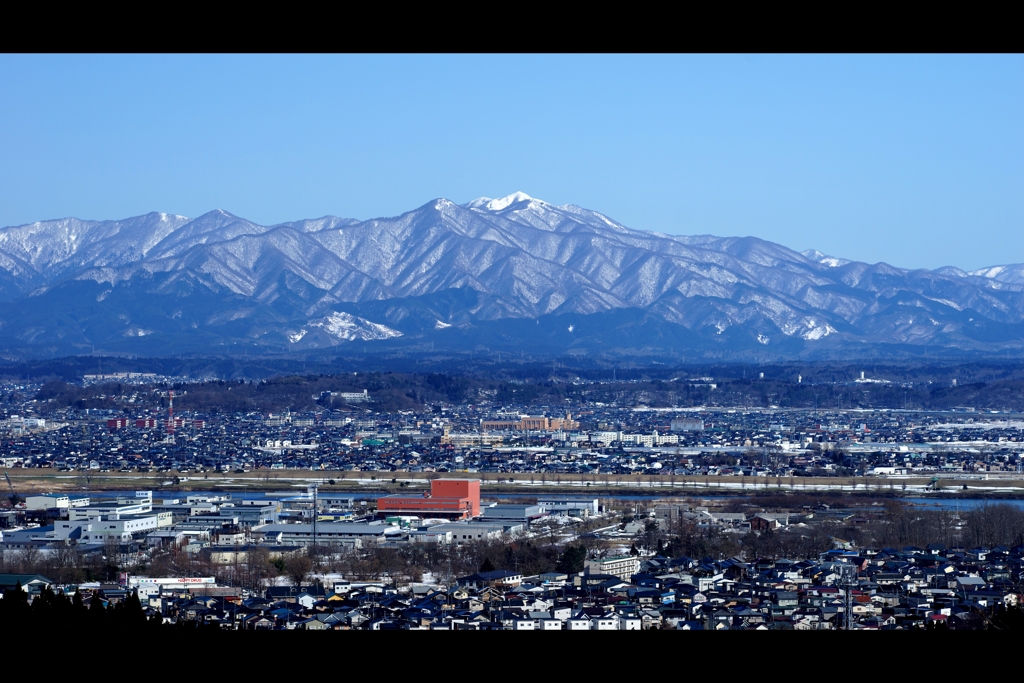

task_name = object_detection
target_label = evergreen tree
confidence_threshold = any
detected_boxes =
[89,593,107,624]
[556,544,587,574]
[0,586,31,626]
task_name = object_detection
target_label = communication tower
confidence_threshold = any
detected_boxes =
[836,562,858,630]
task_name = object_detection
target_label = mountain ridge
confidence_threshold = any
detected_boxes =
[0,192,1020,358]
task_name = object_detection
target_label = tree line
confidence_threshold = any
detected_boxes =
[0,585,212,631]
[33,371,1024,414]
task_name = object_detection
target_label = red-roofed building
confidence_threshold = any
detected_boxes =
[377,479,481,520]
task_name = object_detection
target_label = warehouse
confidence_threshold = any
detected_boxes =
[253,522,401,548]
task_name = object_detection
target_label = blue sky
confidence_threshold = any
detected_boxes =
[0,54,1020,270]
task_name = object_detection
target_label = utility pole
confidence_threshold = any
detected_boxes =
[446,549,453,606]
[311,482,319,560]
[167,389,175,443]
[4,471,19,508]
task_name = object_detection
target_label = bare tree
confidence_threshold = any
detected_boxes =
[285,552,314,589]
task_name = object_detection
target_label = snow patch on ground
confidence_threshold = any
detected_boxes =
[434,320,452,330]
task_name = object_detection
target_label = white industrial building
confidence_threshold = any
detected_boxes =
[253,522,400,548]
[54,513,167,542]
[537,496,600,517]
[481,504,544,523]
[25,493,90,511]
[69,493,153,520]
[427,520,521,544]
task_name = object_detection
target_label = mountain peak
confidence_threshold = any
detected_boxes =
[465,192,542,212]
[802,249,850,268]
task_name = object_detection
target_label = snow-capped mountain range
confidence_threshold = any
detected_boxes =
[0,192,1021,357]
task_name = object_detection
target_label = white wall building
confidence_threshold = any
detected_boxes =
[25,494,86,511]
[537,497,599,517]
[70,500,153,520]
[584,556,640,581]
[54,514,163,542]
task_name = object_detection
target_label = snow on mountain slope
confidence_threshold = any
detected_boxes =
[0,191,1021,354]
[0,213,189,288]
[971,264,1024,285]
[802,249,851,268]
[144,210,274,259]
[289,311,402,346]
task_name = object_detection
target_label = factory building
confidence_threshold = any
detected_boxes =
[376,478,480,520]
[480,413,579,431]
